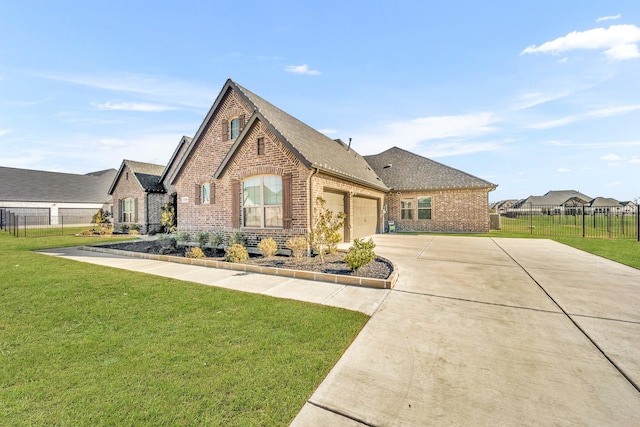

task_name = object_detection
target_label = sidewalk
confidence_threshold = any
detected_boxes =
[37,246,390,316]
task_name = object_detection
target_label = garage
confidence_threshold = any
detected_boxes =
[322,190,346,241]
[353,196,378,239]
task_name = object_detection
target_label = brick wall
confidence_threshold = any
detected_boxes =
[386,188,491,233]
[173,88,313,247]
[110,164,148,233]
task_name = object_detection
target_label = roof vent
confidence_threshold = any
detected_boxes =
[383,164,392,169]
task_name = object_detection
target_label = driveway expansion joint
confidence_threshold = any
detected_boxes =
[307,400,379,427]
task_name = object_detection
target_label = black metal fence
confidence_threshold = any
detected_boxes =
[498,204,639,240]
[1,212,94,238]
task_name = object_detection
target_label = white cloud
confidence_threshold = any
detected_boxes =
[352,112,501,156]
[521,24,640,60]
[285,64,321,75]
[557,168,571,172]
[630,157,640,164]
[545,140,640,148]
[38,72,216,109]
[596,15,621,23]
[528,104,640,129]
[94,102,175,112]
[511,89,572,110]
[97,138,127,147]
[319,129,338,135]
[601,153,621,161]
[0,129,12,137]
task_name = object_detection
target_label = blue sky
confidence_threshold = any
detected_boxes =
[1,1,639,202]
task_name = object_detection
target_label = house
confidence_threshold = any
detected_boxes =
[620,201,638,215]
[588,197,622,215]
[511,190,592,216]
[364,147,496,232]
[490,199,519,214]
[110,79,497,243]
[109,136,193,234]
[0,166,116,226]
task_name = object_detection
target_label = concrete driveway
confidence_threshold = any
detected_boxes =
[292,235,640,426]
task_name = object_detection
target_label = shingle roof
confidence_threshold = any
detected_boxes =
[0,166,116,203]
[589,197,621,207]
[108,160,166,194]
[364,147,496,191]
[514,190,592,208]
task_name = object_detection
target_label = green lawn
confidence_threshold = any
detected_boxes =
[0,233,368,426]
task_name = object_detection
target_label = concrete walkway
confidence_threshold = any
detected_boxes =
[292,235,640,426]
[37,246,389,316]
[40,236,640,425]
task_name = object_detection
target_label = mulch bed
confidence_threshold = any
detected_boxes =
[99,240,393,280]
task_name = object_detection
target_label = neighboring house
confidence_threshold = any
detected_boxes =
[620,201,638,214]
[588,197,622,214]
[108,160,168,234]
[108,136,193,234]
[0,166,116,225]
[511,190,592,215]
[110,79,497,243]
[364,147,496,232]
[490,199,519,214]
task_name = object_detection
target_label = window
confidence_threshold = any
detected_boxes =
[400,198,414,220]
[243,175,282,228]
[121,198,135,222]
[418,197,432,220]
[230,118,240,139]
[201,183,211,205]
[257,137,265,155]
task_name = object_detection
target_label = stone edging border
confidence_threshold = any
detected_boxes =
[80,245,398,290]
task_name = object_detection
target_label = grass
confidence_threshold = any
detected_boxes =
[0,232,368,426]
[499,214,638,239]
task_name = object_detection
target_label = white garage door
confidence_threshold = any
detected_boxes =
[322,191,346,241]
[353,197,378,239]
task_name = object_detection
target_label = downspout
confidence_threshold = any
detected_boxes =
[146,193,150,234]
[308,167,319,234]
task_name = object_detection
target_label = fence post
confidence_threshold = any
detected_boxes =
[61,215,64,236]
[637,204,639,242]
[529,203,533,235]
[582,205,585,238]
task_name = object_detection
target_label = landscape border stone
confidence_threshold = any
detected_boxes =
[80,245,398,289]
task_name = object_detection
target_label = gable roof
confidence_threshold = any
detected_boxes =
[175,79,388,191]
[364,147,496,191]
[588,197,621,207]
[159,135,192,186]
[108,160,166,195]
[514,190,592,208]
[0,166,116,203]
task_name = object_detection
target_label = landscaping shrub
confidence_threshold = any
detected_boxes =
[196,231,210,248]
[286,236,308,259]
[257,237,278,258]
[344,238,376,273]
[225,243,249,263]
[209,234,223,247]
[129,229,139,236]
[228,232,248,247]
[176,231,191,242]
[309,196,345,263]
[161,203,176,234]
[185,246,205,259]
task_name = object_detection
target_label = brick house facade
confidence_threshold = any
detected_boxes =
[109,79,496,240]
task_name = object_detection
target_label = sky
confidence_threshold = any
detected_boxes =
[1,1,639,203]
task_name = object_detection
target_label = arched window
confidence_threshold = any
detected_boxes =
[242,175,282,228]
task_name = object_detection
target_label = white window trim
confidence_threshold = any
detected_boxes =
[400,198,414,220]
[417,196,432,220]
[242,175,283,228]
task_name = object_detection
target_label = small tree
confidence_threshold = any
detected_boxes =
[344,238,376,273]
[161,203,176,234]
[92,209,110,227]
[309,196,346,264]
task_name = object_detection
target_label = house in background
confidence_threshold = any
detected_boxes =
[0,166,115,225]
[110,79,497,243]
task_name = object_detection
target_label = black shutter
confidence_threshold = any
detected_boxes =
[195,183,201,205]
